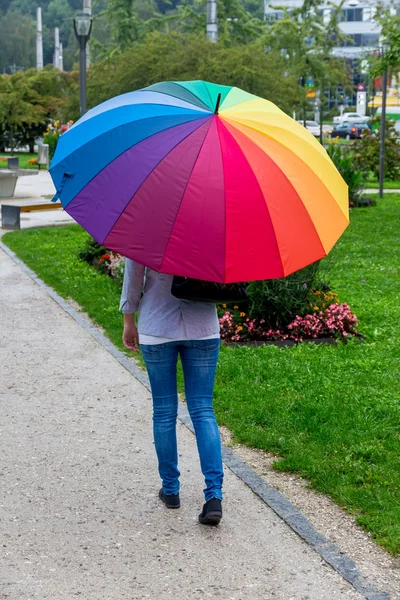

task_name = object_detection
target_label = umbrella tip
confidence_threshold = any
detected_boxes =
[214,93,222,115]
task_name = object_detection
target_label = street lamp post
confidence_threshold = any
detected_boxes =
[73,12,92,117]
[379,44,388,199]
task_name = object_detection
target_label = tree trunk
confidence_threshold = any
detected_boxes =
[10,124,15,155]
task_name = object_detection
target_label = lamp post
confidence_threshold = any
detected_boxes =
[379,44,388,199]
[73,12,92,116]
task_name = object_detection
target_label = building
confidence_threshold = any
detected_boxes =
[264,0,399,111]
[263,0,395,59]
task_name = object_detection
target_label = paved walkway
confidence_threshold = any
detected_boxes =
[365,188,400,194]
[0,171,395,599]
[0,247,372,600]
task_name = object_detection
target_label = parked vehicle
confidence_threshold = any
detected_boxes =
[330,122,369,140]
[333,112,370,125]
[297,120,320,136]
[297,120,331,137]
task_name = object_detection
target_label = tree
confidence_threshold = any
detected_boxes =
[352,117,400,181]
[0,67,76,152]
[263,0,351,119]
[0,0,13,14]
[0,10,36,72]
[374,6,400,72]
[7,0,36,17]
[159,0,265,45]
[0,72,41,153]
[86,32,297,116]
[216,0,265,45]
[100,0,144,54]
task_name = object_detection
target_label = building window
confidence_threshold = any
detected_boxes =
[265,10,284,21]
[342,33,380,47]
[341,8,363,21]
[361,33,380,47]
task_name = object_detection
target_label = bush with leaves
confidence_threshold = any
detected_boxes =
[326,139,365,206]
[86,33,298,119]
[44,119,74,160]
[352,117,400,181]
[245,261,332,331]
[78,236,109,266]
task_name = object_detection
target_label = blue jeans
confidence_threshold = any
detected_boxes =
[141,339,223,502]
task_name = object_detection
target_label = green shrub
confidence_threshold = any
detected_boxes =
[43,129,60,161]
[78,235,109,265]
[78,238,333,332]
[326,140,365,205]
[246,261,331,330]
[352,117,400,181]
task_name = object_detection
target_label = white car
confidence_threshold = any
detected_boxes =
[297,120,320,136]
[297,121,331,137]
[333,112,370,125]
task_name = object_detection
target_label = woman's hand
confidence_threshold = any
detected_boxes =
[122,313,139,353]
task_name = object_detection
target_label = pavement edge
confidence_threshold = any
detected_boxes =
[0,238,390,600]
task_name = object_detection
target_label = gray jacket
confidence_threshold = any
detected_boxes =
[120,259,220,339]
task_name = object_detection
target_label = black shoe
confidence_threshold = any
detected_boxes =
[198,498,222,526]
[159,488,180,509]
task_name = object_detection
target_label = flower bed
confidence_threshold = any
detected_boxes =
[44,120,74,160]
[78,236,360,344]
[98,252,125,282]
[219,301,359,344]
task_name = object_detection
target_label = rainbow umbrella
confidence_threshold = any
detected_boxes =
[50,80,348,283]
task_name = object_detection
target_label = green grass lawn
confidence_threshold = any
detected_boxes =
[3,195,400,555]
[0,151,38,170]
[365,179,400,190]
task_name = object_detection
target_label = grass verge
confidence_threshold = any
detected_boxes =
[365,179,400,190]
[0,151,38,170]
[3,195,400,555]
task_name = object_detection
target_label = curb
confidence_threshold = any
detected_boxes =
[0,238,391,600]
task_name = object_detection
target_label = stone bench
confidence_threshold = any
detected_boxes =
[1,201,62,230]
[0,169,38,199]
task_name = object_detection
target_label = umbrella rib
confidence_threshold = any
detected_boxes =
[99,117,213,246]
[143,82,211,112]
[222,119,329,270]
[217,119,286,279]
[222,116,348,219]
[172,81,212,112]
[223,116,331,163]
[221,119,346,260]
[202,81,215,112]
[159,120,214,274]
[69,93,210,131]
[55,114,210,207]
[57,104,209,158]
[220,123,227,285]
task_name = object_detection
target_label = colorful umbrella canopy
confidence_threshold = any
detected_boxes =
[50,80,348,283]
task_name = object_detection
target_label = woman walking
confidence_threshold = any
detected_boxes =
[120,259,223,526]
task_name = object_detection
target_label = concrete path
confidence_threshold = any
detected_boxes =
[365,188,400,194]
[0,245,372,600]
